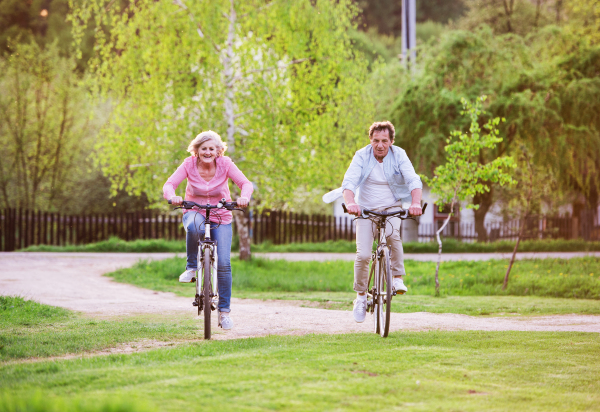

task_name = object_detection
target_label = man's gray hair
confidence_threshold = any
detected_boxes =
[368,121,395,141]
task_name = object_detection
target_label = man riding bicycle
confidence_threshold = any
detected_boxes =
[323,121,423,323]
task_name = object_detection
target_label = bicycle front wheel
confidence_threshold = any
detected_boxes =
[202,248,212,340]
[372,257,380,334]
[379,247,392,338]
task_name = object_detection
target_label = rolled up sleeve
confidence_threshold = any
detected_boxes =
[341,151,364,194]
[398,150,422,192]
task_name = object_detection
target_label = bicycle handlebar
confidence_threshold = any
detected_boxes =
[167,198,245,211]
[342,202,428,219]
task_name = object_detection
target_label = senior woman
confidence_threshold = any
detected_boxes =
[163,130,253,330]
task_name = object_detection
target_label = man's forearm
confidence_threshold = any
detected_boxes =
[343,189,357,205]
[411,188,422,206]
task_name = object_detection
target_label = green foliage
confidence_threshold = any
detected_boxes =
[0,41,94,210]
[69,0,373,210]
[109,256,600,299]
[565,0,600,45]
[416,20,448,44]
[390,25,600,206]
[423,96,515,210]
[458,0,556,36]
[356,0,465,35]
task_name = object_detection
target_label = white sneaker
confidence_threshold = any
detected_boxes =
[219,312,233,330]
[178,269,196,283]
[353,298,367,323]
[393,277,407,294]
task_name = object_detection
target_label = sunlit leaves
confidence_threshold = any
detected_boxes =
[423,96,516,210]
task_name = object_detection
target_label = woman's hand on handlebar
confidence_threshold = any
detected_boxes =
[236,196,249,208]
[346,203,361,216]
[170,196,183,206]
[409,203,422,216]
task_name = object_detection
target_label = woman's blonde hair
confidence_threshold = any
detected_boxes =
[187,130,228,157]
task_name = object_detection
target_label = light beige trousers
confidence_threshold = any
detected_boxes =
[354,205,405,293]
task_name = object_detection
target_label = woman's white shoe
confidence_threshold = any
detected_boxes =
[178,269,196,283]
[219,312,233,330]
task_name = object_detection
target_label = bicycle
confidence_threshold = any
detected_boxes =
[168,198,245,340]
[342,202,428,337]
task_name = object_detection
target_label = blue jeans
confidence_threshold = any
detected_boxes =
[182,211,233,313]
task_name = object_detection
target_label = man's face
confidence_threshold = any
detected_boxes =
[370,129,393,160]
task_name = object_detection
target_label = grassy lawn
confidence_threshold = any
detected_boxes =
[106,256,600,317]
[0,297,201,361]
[20,236,600,253]
[1,331,599,411]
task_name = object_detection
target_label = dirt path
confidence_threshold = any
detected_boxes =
[1,252,599,340]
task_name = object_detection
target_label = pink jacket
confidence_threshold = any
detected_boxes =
[163,156,253,224]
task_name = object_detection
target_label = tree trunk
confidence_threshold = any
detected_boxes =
[473,187,493,242]
[233,210,251,261]
[503,219,525,290]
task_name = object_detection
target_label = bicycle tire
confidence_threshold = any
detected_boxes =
[379,247,392,337]
[203,248,212,340]
[372,256,381,334]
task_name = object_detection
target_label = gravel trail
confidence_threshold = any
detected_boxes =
[1,252,599,340]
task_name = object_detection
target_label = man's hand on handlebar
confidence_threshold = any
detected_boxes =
[170,196,183,206]
[236,197,249,208]
[409,203,422,216]
[346,203,361,216]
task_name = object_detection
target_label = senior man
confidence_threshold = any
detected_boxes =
[323,121,423,322]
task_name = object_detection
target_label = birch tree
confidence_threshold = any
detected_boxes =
[423,96,515,296]
[70,0,372,259]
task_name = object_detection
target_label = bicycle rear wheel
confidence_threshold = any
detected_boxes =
[379,247,392,338]
[202,248,212,340]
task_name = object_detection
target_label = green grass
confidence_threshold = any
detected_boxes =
[1,332,599,411]
[0,297,201,361]
[20,237,600,253]
[0,392,155,412]
[253,238,600,253]
[109,256,600,300]
[20,237,186,253]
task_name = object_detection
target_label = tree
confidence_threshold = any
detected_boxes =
[0,41,92,210]
[423,96,515,296]
[70,0,373,259]
[389,24,600,239]
[564,0,600,45]
[458,0,557,36]
[501,144,557,290]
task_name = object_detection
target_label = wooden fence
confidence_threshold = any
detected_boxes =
[250,210,356,245]
[0,209,186,252]
[419,215,598,242]
[1,208,597,252]
[0,208,356,251]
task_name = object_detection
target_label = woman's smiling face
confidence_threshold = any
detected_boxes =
[197,140,217,164]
